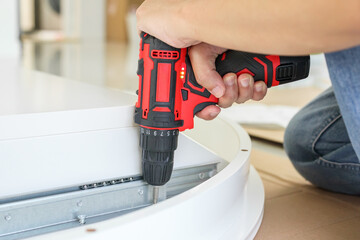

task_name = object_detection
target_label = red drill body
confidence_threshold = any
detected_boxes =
[134,33,310,188]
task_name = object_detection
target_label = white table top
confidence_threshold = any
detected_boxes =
[0,61,137,140]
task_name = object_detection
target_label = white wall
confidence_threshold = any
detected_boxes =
[0,1,20,58]
[62,0,105,41]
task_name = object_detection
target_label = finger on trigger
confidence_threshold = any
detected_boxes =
[218,73,238,108]
[236,73,254,103]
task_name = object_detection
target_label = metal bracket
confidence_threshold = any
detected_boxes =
[0,163,217,240]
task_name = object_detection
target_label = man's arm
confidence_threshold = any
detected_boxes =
[137,0,360,54]
[136,0,360,120]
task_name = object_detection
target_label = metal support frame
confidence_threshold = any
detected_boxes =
[0,163,218,240]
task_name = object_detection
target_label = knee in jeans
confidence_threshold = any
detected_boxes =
[284,115,299,153]
[284,108,315,163]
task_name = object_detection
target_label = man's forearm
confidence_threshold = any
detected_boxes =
[181,0,360,55]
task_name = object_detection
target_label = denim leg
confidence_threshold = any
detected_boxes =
[284,87,360,195]
[325,46,360,160]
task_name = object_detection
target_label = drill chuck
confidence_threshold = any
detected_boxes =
[139,127,179,186]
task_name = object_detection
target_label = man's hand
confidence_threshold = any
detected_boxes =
[136,0,198,48]
[189,43,267,120]
[137,1,268,120]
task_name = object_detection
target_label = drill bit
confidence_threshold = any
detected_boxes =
[153,186,159,204]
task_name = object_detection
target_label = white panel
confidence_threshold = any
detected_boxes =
[0,68,137,140]
[29,121,264,240]
[0,68,136,115]
[0,128,220,199]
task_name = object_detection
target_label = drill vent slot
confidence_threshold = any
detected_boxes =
[151,50,179,59]
[276,64,294,81]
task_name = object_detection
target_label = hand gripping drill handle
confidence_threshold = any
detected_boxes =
[134,32,310,186]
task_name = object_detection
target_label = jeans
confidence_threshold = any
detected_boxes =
[284,46,360,195]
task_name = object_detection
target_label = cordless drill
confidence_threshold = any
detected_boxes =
[134,32,310,203]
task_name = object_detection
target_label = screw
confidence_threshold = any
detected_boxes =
[208,170,217,178]
[4,215,11,221]
[138,189,144,196]
[78,215,86,225]
[198,172,205,180]
[77,200,83,207]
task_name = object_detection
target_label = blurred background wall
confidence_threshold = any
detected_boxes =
[0,1,20,58]
[2,0,145,89]
[17,0,143,43]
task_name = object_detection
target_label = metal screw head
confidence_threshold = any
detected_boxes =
[138,189,144,196]
[77,215,86,225]
[208,170,217,178]
[77,200,83,207]
[198,172,206,180]
[4,215,11,221]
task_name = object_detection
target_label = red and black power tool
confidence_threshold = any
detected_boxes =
[134,32,310,201]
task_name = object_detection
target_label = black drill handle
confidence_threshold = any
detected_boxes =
[215,51,310,88]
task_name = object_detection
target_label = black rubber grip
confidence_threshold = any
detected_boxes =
[215,51,310,88]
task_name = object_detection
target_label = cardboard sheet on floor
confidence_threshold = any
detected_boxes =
[243,127,284,144]
[239,87,324,144]
[251,148,360,240]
